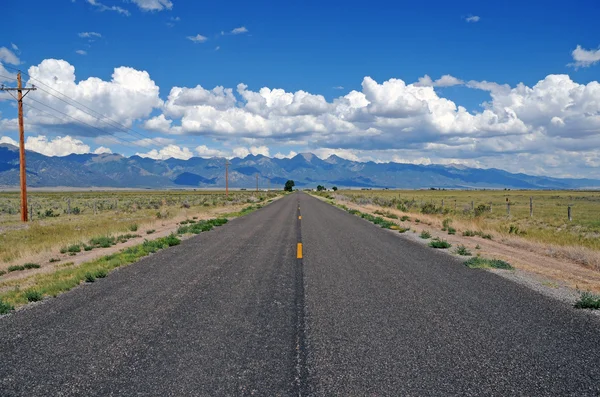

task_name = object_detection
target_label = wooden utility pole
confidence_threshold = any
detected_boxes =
[225,160,229,197]
[256,173,259,192]
[1,72,37,222]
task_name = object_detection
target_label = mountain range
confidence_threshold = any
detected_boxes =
[0,143,598,190]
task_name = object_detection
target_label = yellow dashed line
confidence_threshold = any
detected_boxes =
[297,243,303,259]
[298,215,302,220]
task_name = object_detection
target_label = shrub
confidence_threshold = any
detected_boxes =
[0,298,14,314]
[455,245,471,256]
[474,204,491,216]
[429,239,452,249]
[146,229,155,234]
[574,292,600,310]
[23,263,41,269]
[94,269,108,279]
[60,247,68,254]
[8,265,25,272]
[348,209,361,215]
[397,203,407,212]
[71,206,81,215]
[400,215,410,221]
[475,244,481,250]
[89,236,115,248]
[25,290,43,302]
[442,218,452,229]
[49,258,60,263]
[0,270,5,276]
[67,244,81,253]
[192,216,198,220]
[447,227,456,235]
[464,257,513,270]
[462,230,476,237]
[128,224,138,232]
[165,234,181,247]
[84,273,96,283]
[419,230,431,239]
[415,219,421,223]
[421,203,440,214]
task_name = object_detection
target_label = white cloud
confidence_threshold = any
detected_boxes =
[231,26,248,35]
[215,46,220,51]
[86,0,130,15]
[187,34,208,43]
[465,15,480,23]
[0,136,18,146]
[130,0,173,11]
[274,150,298,159]
[0,46,20,82]
[416,74,463,87]
[78,32,102,38]
[232,145,270,158]
[133,137,175,147]
[75,50,87,55]
[569,45,600,68]
[333,86,344,90]
[143,114,173,133]
[10,43,18,51]
[24,59,162,136]
[195,145,227,158]
[136,144,194,160]
[93,146,112,154]
[25,135,91,157]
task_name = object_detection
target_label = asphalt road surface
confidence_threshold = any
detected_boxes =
[1,192,599,396]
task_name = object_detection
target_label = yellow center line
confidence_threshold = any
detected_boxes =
[297,243,303,259]
[298,215,302,219]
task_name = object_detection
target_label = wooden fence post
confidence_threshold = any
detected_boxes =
[490,202,492,213]
[530,197,533,218]
[568,206,572,222]
[507,202,511,217]
[471,201,474,211]
[67,198,71,215]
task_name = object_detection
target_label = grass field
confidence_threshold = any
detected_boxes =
[334,189,600,251]
[0,190,279,264]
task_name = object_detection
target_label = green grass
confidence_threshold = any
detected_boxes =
[8,265,25,272]
[24,290,43,302]
[447,227,456,235]
[94,269,108,278]
[23,263,41,269]
[0,298,14,314]
[67,244,81,253]
[464,257,513,270]
[455,245,472,256]
[177,218,228,235]
[574,292,600,309]
[429,239,452,249]
[84,273,96,283]
[128,224,138,232]
[0,234,183,307]
[419,230,431,239]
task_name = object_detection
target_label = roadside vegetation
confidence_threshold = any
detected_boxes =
[0,190,279,267]
[574,292,600,310]
[464,257,514,270]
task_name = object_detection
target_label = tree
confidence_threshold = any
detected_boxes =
[332,186,338,191]
[284,180,295,192]
[316,185,326,191]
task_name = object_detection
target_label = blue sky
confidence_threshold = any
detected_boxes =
[1,0,600,178]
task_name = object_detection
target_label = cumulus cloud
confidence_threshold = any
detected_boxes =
[232,145,270,158]
[136,144,194,160]
[569,45,600,68]
[187,34,208,43]
[86,0,130,15]
[0,136,18,146]
[23,59,162,136]
[415,74,464,87]
[25,135,91,157]
[195,145,227,158]
[465,15,480,23]
[130,0,173,11]
[231,26,248,35]
[274,150,298,159]
[93,146,112,154]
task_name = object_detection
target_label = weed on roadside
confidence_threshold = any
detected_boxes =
[455,245,472,256]
[24,290,43,302]
[420,230,431,239]
[128,224,138,232]
[23,263,41,269]
[0,298,14,314]
[8,265,25,272]
[574,292,600,309]
[464,257,513,270]
[429,239,452,249]
[146,229,156,234]
[84,273,96,283]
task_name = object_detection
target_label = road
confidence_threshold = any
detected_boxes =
[1,192,599,396]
